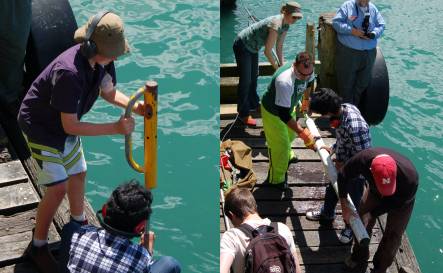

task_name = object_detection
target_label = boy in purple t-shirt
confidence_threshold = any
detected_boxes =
[18,12,144,272]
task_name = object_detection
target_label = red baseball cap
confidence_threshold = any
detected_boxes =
[370,154,397,196]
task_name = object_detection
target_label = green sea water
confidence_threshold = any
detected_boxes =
[222,0,443,272]
[70,1,219,272]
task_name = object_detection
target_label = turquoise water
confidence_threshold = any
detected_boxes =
[70,1,219,272]
[221,0,443,272]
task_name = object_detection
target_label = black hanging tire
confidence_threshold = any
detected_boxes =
[358,47,390,125]
[24,0,78,88]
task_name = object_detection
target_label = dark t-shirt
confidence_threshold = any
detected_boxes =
[18,44,116,151]
[338,147,418,214]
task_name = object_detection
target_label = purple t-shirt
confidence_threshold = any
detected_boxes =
[18,44,116,151]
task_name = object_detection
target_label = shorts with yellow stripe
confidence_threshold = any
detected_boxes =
[24,135,87,186]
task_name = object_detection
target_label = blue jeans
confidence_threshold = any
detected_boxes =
[150,256,182,273]
[233,38,259,118]
[321,176,365,218]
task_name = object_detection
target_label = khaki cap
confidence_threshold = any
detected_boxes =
[284,1,303,19]
[74,12,130,58]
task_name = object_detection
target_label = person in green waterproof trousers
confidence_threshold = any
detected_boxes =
[261,52,316,187]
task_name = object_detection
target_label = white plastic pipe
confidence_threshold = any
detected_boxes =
[305,118,370,246]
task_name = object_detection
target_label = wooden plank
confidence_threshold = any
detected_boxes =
[252,186,327,201]
[378,215,422,273]
[0,263,39,273]
[221,124,334,139]
[293,229,382,248]
[0,182,39,213]
[220,77,239,104]
[231,137,336,149]
[252,148,321,162]
[0,161,28,186]
[0,209,40,237]
[300,263,398,273]
[220,215,348,232]
[220,62,275,77]
[253,162,329,185]
[220,104,237,118]
[256,200,336,216]
[0,228,59,266]
[220,117,332,130]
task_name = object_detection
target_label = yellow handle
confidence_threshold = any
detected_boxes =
[124,81,158,189]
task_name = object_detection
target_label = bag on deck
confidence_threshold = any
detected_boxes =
[220,140,256,195]
[238,223,296,273]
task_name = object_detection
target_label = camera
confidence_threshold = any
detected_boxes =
[362,12,375,39]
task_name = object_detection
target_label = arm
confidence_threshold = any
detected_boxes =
[333,4,367,38]
[140,231,155,255]
[349,123,371,153]
[337,154,366,223]
[276,31,287,66]
[60,113,134,136]
[290,248,302,273]
[332,5,353,35]
[100,88,144,116]
[264,28,279,70]
[220,253,234,273]
[370,6,385,39]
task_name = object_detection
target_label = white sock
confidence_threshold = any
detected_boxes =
[33,238,47,247]
[71,212,86,222]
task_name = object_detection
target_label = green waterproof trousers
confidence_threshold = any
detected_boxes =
[261,105,297,184]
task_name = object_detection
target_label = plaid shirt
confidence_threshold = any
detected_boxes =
[332,104,371,162]
[68,225,152,273]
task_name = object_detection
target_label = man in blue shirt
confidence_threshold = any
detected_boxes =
[333,0,385,106]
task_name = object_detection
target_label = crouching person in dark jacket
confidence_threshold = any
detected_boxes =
[338,148,418,273]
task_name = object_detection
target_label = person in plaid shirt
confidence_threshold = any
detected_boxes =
[60,180,181,273]
[305,88,371,244]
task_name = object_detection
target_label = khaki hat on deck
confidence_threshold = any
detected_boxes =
[284,2,303,19]
[74,12,130,58]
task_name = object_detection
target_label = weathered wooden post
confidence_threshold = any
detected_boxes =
[317,13,338,92]
[305,22,316,62]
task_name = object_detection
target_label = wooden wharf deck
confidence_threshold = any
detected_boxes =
[0,124,98,273]
[219,113,422,273]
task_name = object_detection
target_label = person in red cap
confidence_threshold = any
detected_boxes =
[337,147,418,273]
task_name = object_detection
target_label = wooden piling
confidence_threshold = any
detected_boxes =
[305,22,316,63]
[317,12,338,91]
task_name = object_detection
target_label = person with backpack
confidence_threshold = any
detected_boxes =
[220,188,301,273]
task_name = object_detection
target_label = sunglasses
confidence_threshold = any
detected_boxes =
[296,62,313,76]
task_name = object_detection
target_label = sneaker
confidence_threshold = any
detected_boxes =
[25,241,59,273]
[240,116,257,127]
[288,152,298,165]
[339,227,353,244]
[306,209,335,221]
